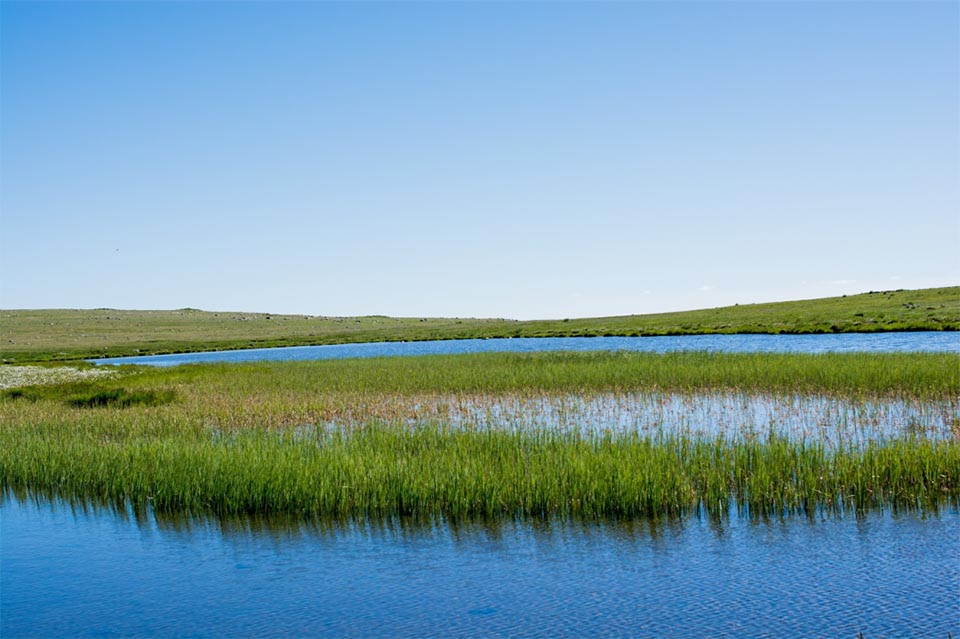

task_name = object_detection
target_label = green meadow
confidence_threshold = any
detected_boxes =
[1,286,957,363]
[2,351,957,519]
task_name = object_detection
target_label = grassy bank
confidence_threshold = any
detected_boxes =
[2,286,957,363]
[1,352,957,519]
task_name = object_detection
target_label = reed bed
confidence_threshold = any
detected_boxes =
[2,421,956,518]
[1,351,957,519]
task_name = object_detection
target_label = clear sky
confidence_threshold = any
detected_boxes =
[1,1,957,319]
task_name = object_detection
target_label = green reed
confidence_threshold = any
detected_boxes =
[3,419,956,518]
[2,351,956,519]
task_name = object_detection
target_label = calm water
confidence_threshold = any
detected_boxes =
[2,496,957,638]
[405,392,959,446]
[281,391,958,451]
[89,331,959,366]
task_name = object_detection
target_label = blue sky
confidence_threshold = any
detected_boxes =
[2,1,957,319]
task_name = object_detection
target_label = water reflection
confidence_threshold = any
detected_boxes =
[292,391,958,448]
[3,493,957,638]
[6,488,697,543]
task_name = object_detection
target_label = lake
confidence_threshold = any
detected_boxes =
[14,332,958,636]
[2,496,957,638]
[89,331,960,366]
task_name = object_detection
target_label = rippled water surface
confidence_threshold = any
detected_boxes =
[2,497,957,638]
[90,331,960,366]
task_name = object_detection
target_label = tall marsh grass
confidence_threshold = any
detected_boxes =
[2,351,957,519]
[2,421,956,519]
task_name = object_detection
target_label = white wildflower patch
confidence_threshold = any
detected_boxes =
[0,365,120,390]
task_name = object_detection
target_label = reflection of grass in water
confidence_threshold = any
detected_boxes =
[1,351,957,519]
[425,392,959,445]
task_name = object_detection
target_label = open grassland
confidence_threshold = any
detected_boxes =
[2,352,957,519]
[1,286,957,363]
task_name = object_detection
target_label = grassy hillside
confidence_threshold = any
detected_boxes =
[1,286,957,363]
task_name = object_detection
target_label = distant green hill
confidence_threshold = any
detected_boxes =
[1,286,957,363]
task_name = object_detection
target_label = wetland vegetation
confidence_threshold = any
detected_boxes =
[2,351,957,520]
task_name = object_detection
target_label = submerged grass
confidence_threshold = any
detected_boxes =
[1,351,957,520]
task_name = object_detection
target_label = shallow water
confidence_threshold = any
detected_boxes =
[3,496,957,638]
[279,391,959,452]
[89,331,960,366]
[397,392,959,446]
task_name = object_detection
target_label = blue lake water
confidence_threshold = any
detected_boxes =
[2,496,957,638]
[90,331,960,366]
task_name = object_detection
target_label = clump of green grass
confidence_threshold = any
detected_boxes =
[64,387,176,409]
[3,383,175,409]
